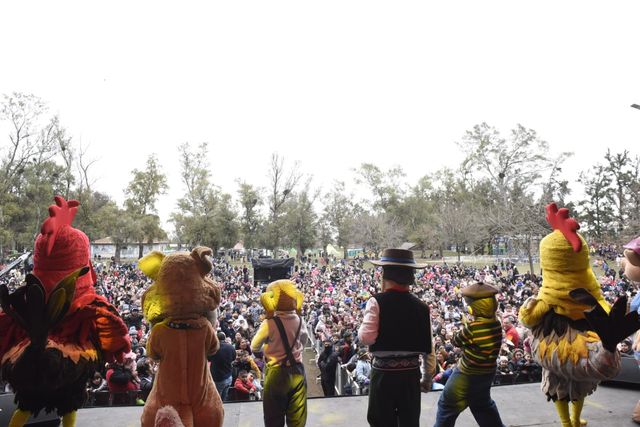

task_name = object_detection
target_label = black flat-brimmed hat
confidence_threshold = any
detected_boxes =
[370,248,427,269]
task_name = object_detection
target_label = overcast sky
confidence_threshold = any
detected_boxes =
[1,1,639,229]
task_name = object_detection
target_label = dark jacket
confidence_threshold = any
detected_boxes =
[208,342,236,382]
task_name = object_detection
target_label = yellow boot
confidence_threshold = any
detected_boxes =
[62,410,77,427]
[8,409,31,427]
[570,399,587,427]
[554,400,572,427]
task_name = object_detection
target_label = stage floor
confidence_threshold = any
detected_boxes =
[76,383,639,426]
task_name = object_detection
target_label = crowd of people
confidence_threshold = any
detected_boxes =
[0,247,637,403]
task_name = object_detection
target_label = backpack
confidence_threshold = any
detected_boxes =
[110,366,132,385]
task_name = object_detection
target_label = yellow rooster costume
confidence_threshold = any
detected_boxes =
[519,203,640,427]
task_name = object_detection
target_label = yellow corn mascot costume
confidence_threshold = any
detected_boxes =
[251,279,308,427]
[138,247,223,427]
[519,203,640,427]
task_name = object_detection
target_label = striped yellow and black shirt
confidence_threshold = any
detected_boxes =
[452,318,502,375]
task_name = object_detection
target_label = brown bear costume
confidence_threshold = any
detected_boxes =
[138,247,223,427]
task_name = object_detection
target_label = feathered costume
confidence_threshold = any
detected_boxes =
[0,196,131,427]
[519,203,640,427]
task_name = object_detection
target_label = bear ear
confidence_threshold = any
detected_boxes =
[295,289,304,313]
[139,251,165,280]
[191,246,213,275]
[260,291,277,315]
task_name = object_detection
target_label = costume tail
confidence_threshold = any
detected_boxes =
[0,267,88,349]
[155,406,185,427]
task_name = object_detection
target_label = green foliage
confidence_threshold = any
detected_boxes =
[2,92,639,263]
[170,142,239,251]
[124,154,168,215]
[322,181,358,258]
[354,163,406,215]
[263,153,300,251]
[237,181,263,249]
[283,183,318,257]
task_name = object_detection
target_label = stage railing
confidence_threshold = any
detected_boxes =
[308,326,362,396]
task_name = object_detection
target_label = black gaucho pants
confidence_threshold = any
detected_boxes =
[367,367,421,427]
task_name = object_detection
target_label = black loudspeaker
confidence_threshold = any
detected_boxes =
[0,394,61,426]
[252,258,295,284]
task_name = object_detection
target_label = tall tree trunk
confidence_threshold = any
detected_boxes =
[138,243,144,259]
[115,244,122,264]
[526,235,535,275]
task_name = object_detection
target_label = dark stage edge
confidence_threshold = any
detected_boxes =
[76,384,639,426]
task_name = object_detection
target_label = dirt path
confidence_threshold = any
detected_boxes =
[303,345,323,397]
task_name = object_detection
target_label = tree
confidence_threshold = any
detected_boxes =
[237,181,263,250]
[323,181,358,258]
[352,212,402,258]
[0,93,66,256]
[124,154,168,258]
[283,181,318,258]
[91,200,134,263]
[431,169,483,262]
[354,163,406,216]
[394,175,437,258]
[264,153,300,252]
[627,155,640,234]
[458,123,572,269]
[171,142,238,251]
[212,193,239,251]
[604,149,634,235]
[578,165,614,240]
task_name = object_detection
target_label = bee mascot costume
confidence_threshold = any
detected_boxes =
[138,246,224,427]
[519,203,640,427]
[251,279,308,427]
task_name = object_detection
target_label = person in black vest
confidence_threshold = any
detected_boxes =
[358,248,435,427]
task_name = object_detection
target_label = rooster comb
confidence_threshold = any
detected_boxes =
[545,202,581,252]
[40,196,80,256]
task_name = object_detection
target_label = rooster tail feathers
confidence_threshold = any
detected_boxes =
[0,268,87,347]
[45,266,86,327]
[0,284,28,330]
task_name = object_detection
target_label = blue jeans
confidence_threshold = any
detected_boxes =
[215,376,232,402]
[434,368,505,427]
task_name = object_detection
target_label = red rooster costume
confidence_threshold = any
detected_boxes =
[0,196,131,427]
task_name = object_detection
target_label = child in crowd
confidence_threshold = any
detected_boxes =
[234,370,257,400]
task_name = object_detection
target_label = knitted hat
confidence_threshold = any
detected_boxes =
[32,196,96,295]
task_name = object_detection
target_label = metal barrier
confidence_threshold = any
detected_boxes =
[308,324,363,396]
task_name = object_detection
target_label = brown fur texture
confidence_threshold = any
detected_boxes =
[140,247,224,427]
[141,248,221,324]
